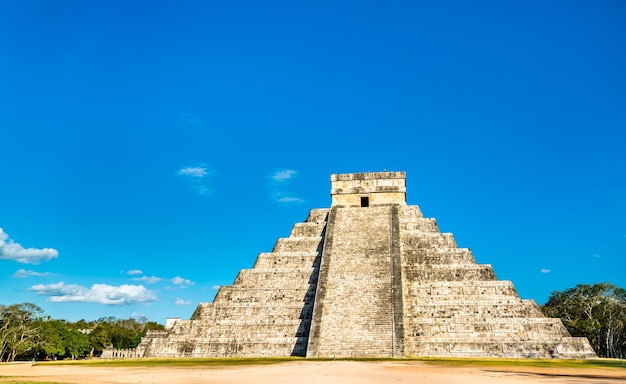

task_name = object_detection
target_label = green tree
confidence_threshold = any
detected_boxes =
[61,324,90,359]
[34,318,66,359]
[542,282,626,358]
[87,316,163,356]
[1,303,164,360]
[0,303,43,361]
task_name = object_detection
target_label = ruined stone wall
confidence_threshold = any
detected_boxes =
[101,346,140,359]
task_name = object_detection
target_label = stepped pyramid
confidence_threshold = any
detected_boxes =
[137,172,596,359]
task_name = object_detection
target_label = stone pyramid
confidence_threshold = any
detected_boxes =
[136,172,596,359]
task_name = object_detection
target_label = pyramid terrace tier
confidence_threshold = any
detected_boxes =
[232,269,319,287]
[191,304,314,321]
[405,318,570,339]
[406,339,596,359]
[402,264,497,281]
[402,248,477,265]
[166,321,311,338]
[214,286,316,304]
[252,252,320,268]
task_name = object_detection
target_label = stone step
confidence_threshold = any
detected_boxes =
[199,304,313,316]
[405,320,568,337]
[170,323,310,337]
[400,218,439,232]
[252,253,320,268]
[406,280,519,296]
[305,208,330,223]
[233,269,318,287]
[405,339,596,359]
[272,237,324,252]
[215,286,316,304]
[404,296,525,306]
[402,248,475,264]
[404,302,543,318]
[400,206,424,217]
[402,232,458,248]
[402,264,497,281]
[289,222,327,237]
[146,338,308,357]
[189,318,311,327]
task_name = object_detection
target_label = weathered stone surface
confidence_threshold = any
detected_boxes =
[135,172,596,359]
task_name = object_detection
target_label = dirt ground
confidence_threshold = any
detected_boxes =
[1,360,625,384]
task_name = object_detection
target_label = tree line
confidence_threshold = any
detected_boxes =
[2,282,624,361]
[541,282,625,359]
[0,303,163,362]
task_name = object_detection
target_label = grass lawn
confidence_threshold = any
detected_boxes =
[30,356,626,370]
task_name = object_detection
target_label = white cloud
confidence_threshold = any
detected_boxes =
[12,269,52,278]
[272,194,305,203]
[29,282,157,305]
[177,165,216,195]
[132,276,162,284]
[181,113,204,129]
[178,167,208,178]
[540,268,551,274]
[268,170,305,204]
[0,228,59,264]
[171,276,194,286]
[174,298,192,305]
[271,169,297,182]
[126,269,143,275]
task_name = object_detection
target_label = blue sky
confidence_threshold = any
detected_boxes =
[1,1,624,323]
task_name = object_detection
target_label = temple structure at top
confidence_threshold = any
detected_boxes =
[330,171,406,206]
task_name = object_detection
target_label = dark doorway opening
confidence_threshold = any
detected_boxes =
[360,196,369,207]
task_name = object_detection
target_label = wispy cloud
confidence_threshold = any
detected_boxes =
[128,272,194,287]
[132,276,162,284]
[540,268,551,274]
[12,269,52,278]
[181,113,204,129]
[171,276,194,287]
[271,169,297,182]
[593,254,601,258]
[212,285,221,290]
[126,269,143,275]
[29,282,157,305]
[177,164,216,195]
[268,169,305,204]
[177,167,208,178]
[0,228,58,264]
[174,298,192,306]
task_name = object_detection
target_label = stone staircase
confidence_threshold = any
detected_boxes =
[306,206,404,357]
